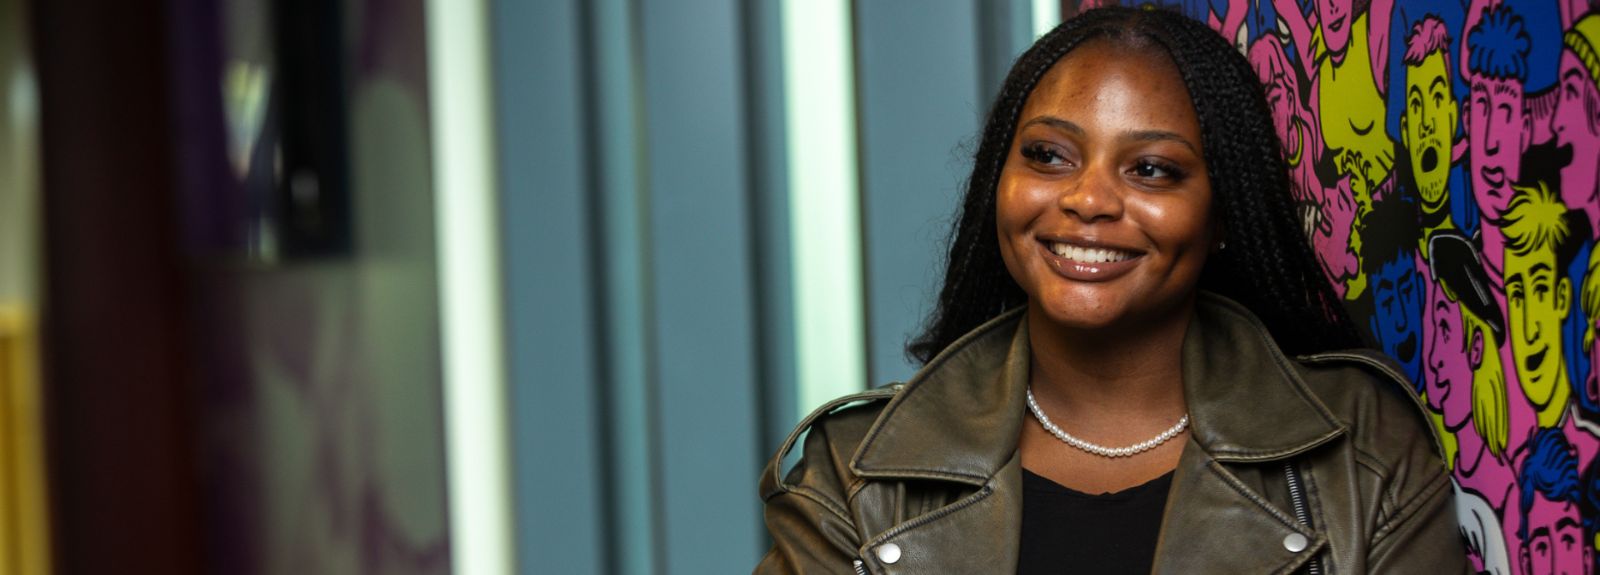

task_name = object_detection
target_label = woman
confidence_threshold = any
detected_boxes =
[756,7,1466,574]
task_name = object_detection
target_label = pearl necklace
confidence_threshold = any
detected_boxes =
[1025,387,1189,458]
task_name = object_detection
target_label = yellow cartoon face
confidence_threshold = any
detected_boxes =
[1402,51,1458,215]
[1506,246,1572,427]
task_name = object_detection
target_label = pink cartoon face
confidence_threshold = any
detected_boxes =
[1317,0,1355,56]
[1553,49,1600,207]
[1313,177,1361,295]
[1251,36,1301,146]
[1468,75,1529,220]
[1425,268,1475,429]
[1521,495,1591,575]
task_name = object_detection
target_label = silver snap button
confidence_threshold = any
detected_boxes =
[876,543,902,564]
[1283,533,1308,553]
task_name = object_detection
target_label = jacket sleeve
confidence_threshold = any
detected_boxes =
[754,415,865,575]
[1357,358,1472,574]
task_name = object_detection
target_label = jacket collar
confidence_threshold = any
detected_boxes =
[850,291,1348,481]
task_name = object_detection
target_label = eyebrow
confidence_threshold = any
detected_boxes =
[1430,76,1447,93]
[1020,115,1199,154]
[1558,517,1581,530]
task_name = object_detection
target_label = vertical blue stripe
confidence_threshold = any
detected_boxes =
[493,0,604,572]
[855,0,985,384]
[638,0,764,572]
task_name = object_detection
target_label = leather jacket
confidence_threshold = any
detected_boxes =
[756,293,1468,574]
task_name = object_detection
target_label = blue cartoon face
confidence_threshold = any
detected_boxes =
[1370,253,1426,387]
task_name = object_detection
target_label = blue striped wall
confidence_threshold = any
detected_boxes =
[494,1,1049,572]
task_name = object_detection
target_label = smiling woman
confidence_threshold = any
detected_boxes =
[756,6,1470,574]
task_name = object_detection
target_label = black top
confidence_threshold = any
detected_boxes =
[1017,468,1175,574]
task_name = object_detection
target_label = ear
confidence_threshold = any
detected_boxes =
[1521,110,1533,153]
[1559,276,1572,318]
[1470,328,1486,369]
[1447,99,1460,140]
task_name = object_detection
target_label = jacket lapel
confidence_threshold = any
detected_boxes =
[854,453,1023,573]
[1152,438,1326,574]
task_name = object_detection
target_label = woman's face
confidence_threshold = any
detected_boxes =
[996,42,1215,332]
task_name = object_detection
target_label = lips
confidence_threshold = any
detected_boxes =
[1037,239,1144,282]
[1480,165,1506,190]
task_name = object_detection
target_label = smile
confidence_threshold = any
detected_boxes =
[1525,344,1547,373]
[1037,240,1144,282]
[1049,242,1137,264]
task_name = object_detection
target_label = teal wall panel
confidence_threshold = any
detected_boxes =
[493,0,606,572]
[855,0,987,384]
[638,0,765,572]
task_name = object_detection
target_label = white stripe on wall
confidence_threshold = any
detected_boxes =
[425,0,514,573]
[1033,0,1062,38]
[781,0,868,416]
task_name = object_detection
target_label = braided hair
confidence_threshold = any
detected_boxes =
[907,6,1364,364]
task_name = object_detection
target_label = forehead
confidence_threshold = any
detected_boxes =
[1407,52,1449,79]
[1019,42,1200,133]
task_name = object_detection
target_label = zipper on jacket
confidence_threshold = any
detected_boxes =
[1283,461,1322,575]
[852,559,869,575]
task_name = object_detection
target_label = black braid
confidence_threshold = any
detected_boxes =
[907,6,1364,364]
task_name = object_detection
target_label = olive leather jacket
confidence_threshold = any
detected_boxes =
[756,293,1468,574]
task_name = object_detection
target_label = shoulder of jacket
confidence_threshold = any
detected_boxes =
[1293,349,1448,464]
[760,383,905,500]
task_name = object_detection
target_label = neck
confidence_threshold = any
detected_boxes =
[1024,299,1193,422]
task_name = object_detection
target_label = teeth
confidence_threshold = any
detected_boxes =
[1050,242,1132,264]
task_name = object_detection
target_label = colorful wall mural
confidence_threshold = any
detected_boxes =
[1072,1,1600,572]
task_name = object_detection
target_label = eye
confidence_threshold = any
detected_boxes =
[1020,142,1069,166]
[1130,158,1185,181]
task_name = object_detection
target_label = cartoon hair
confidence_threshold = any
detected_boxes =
[1502,181,1570,260]
[1518,427,1582,541]
[1467,4,1532,82]
[1359,195,1423,278]
[1465,306,1511,458]
[1586,247,1600,353]
[1405,15,1453,66]
[1457,482,1513,574]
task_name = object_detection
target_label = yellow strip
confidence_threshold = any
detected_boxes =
[0,305,50,575]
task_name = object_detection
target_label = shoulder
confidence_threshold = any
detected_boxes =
[758,384,903,502]
[1291,349,1448,473]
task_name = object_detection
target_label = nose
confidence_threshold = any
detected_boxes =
[1057,162,1124,222]
[1484,128,1502,156]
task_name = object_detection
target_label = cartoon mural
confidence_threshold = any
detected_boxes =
[1074,1,1600,571]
